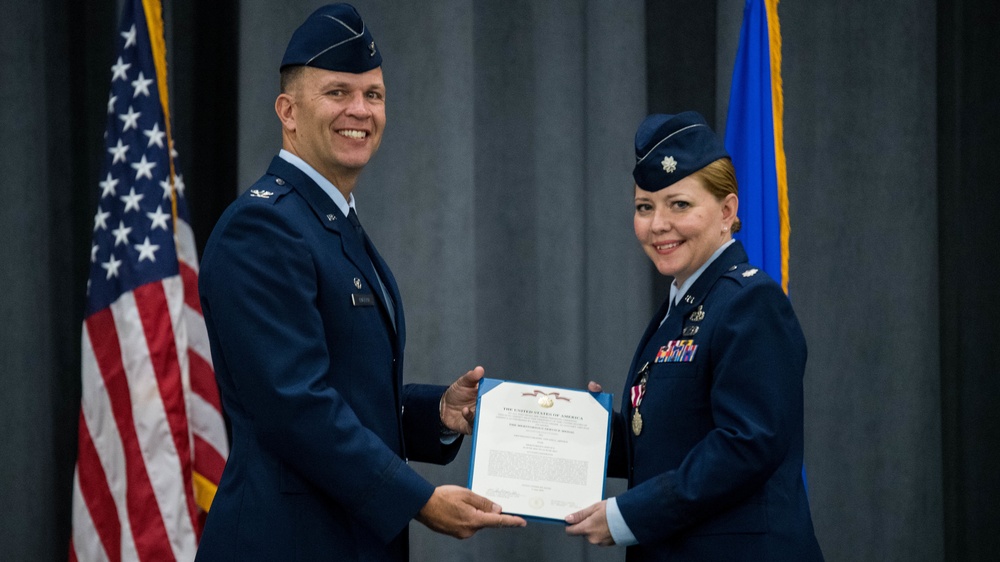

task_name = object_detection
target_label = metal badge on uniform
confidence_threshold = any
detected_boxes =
[689,305,705,322]
[654,339,698,363]
[351,293,375,307]
[742,268,759,277]
[683,295,695,304]
[353,278,362,289]
[682,325,699,336]
[630,362,650,436]
[249,189,273,199]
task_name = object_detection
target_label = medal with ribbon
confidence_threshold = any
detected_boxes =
[630,361,650,436]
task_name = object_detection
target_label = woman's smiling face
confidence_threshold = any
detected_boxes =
[633,175,738,286]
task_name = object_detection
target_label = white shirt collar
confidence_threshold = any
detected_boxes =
[278,149,355,217]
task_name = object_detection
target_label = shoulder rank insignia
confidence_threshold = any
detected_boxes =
[742,268,758,277]
[250,189,274,199]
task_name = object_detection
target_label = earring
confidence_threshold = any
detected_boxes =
[722,226,729,232]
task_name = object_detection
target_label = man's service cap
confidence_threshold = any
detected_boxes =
[632,111,730,192]
[280,3,381,73]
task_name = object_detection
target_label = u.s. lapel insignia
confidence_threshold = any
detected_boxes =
[742,268,759,278]
[683,295,695,304]
[249,189,273,199]
[689,306,705,322]
[326,214,336,222]
[682,325,699,336]
[354,278,362,289]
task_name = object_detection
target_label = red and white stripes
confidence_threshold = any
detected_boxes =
[71,219,227,562]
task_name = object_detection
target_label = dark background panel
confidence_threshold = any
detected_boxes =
[938,0,1000,560]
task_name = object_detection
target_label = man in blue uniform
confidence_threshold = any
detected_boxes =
[196,4,525,560]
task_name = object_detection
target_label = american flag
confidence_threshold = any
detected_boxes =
[70,0,229,560]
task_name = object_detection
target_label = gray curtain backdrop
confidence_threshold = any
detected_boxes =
[4,0,996,560]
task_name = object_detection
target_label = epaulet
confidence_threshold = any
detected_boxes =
[722,263,769,286]
[242,175,293,205]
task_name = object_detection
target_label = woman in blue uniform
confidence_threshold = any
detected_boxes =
[565,111,823,561]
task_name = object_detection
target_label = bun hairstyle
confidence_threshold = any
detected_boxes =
[692,158,742,234]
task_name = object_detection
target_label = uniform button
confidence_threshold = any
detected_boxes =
[275,178,285,186]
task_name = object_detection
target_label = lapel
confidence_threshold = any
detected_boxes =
[624,297,671,396]
[266,157,402,338]
[623,241,750,393]
[675,241,750,319]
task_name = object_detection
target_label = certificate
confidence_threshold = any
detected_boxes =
[467,378,613,522]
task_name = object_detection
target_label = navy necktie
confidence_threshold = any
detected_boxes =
[347,207,364,235]
[346,207,396,328]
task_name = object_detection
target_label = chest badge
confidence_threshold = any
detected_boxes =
[689,305,705,322]
[630,362,650,436]
[354,278,362,289]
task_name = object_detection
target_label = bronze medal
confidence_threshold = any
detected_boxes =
[632,410,643,436]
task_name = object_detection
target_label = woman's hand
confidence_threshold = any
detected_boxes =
[564,500,615,546]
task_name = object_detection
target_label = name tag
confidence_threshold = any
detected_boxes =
[351,293,375,307]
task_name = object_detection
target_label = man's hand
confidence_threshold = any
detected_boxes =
[565,500,615,546]
[416,485,527,539]
[440,366,485,434]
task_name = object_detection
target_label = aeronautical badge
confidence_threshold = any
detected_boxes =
[689,305,705,322]
[661,155,678,173]
[250,189,273,199]
[742,268,759,278]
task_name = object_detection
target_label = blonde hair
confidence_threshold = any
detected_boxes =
[692,158,742,233]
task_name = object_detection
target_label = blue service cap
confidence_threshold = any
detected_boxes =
[280,3,382,73]
[632,111,729,191]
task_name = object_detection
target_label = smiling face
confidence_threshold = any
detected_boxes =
[633,173,738,286]
[276,65,386,194]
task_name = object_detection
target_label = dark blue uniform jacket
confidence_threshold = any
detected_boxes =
[609,241,823,561]
[197,157,458,561]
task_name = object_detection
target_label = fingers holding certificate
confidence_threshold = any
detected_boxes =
[467,379,613,522]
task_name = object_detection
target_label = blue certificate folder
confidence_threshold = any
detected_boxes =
[466,378,614,524]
